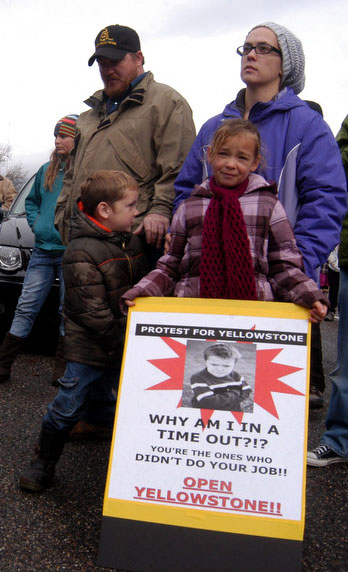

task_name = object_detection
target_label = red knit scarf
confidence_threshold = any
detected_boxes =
[200,177,257,300]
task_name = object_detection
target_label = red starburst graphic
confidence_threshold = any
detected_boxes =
[254,348,303,419]
[147,337,187,408]
[146,337,304,424]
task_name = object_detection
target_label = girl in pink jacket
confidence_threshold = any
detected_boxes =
[122,119,328,323]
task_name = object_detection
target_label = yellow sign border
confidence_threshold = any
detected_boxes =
[103,298,310,542]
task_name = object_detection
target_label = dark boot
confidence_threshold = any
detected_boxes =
[51,336,66,387]
[0,332,25,383]
[19,427,69,492]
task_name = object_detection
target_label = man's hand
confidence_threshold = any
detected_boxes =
[134,213,170,249]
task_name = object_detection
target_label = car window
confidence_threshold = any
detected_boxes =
[10,175,36,215]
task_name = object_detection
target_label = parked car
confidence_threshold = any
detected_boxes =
[0,175,60,345]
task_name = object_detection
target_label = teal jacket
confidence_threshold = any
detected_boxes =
[337,116,348,267]
[25,161,65,251]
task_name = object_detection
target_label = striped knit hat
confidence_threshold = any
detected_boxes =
[54,114,79,138]
[249,22,305,95]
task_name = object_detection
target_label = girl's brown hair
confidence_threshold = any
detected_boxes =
[209,118,262,163]
[80,170,138,215]
[44,150,72,191]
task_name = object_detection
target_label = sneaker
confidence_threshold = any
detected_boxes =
[309,385,323,409]
[307,444,348,467]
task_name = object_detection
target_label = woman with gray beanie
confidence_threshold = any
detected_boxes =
[174,22,347,408]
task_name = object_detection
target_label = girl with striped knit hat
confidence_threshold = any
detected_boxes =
[0,114,78,386]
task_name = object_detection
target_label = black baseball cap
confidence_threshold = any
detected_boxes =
[88,25,141,66]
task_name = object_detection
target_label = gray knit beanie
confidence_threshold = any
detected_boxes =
[249,22,305,94]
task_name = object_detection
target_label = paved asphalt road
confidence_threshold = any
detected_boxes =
[1,319,347,571]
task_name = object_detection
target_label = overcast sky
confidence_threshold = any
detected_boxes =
[1,0,348,177]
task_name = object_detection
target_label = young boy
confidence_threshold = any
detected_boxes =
[20,170,148,493]
[190,343,252,412]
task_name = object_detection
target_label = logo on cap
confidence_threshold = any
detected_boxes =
[97,28,117,48]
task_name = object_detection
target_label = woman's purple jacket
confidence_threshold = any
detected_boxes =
[174,88,347,282]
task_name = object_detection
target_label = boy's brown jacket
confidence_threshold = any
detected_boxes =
[62,203,148,368]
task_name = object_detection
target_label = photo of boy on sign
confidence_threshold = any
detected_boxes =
[183,341,255,412]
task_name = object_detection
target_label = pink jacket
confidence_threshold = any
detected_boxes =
[122,174,327,309]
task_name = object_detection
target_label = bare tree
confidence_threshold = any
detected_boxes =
[0,143,28,191]
[0,143,12,166]
[6,163,28,191]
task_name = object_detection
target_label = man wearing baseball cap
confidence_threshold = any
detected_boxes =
[55,24,196,264]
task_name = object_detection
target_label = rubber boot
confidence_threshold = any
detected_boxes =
[0,332,25,383]
[51,336,66,387]
[19,427,69,492]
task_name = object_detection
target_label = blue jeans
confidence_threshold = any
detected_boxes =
[321,267,348,457]
[42,361,119,432]
[10,247,65,338]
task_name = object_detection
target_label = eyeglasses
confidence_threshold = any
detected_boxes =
[236,44,282,57]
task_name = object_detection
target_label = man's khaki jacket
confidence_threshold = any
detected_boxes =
[55,72,196,245]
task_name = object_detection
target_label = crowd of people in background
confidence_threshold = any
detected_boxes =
[0,21,347,492]
[0,175,17,211]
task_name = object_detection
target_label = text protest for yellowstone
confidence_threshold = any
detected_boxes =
[135,323,307,345]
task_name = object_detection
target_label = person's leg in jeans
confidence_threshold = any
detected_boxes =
[322,267,348,454]
[0,248,63,382]
[20,361,106,491]
[10,248,63,337]
[307,267,348,465]
[68,360,121,440]
[44,361,109,431]
[85,366,120,427]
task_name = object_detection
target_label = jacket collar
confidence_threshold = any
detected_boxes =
[223,87,297,119]
[84,71,154,111]
[70,201,131,245]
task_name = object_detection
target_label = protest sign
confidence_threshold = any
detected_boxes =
[98,297,310,571]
